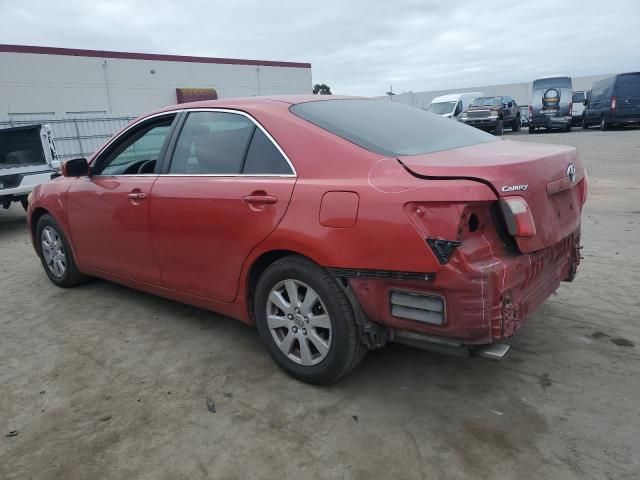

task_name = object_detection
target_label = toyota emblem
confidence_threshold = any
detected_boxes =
[567,164,577,183]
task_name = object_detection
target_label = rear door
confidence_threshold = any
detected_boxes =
[149,109,296,302]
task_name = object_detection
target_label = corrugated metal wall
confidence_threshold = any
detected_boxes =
[0,116,135,160]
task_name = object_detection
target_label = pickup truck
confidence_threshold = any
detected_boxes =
[1,124,60,210]
[459,96,521,135]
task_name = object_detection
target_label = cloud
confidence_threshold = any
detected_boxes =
[1,0,638,96]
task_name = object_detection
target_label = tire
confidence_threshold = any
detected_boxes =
[600,116,608,131]
[582,114,589,129]
[565,124,572,133]
[528,126,534,134]
[494,119,504,136]
[36,214,88,288]
[512,116,521,132]
[20,198,28,211]
[254,255,367,384]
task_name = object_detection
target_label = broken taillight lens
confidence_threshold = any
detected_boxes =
[499,196,536,237]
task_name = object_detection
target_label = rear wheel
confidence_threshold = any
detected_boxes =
[254,256,367,384]
[582,114,589,129]
[36,214,88,288]
[565,124,572,132]
[494,119,504,136]
[528,125,535,134]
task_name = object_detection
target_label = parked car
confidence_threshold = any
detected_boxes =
[1,124,60,210]
[519,106,530,127]
[27,97,587,384]
[459,96,520,135]
[571,91,588,125]
[529,76,573,133]
[582,72,640,130]
[428,92,483,119]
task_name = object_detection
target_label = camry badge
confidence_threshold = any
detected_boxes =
[567,164,577,183]
[501,184,528,192]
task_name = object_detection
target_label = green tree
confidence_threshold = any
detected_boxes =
[313,83,332,95]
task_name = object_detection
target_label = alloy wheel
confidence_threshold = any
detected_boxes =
[266,279,332,366]
[41,226,66,278]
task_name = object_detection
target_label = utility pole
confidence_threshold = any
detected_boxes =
[386,85,395,101]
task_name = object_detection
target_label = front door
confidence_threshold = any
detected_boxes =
[68,114,176,284]
[149,110,296,302]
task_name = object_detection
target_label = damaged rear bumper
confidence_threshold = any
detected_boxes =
[344,228,581,346]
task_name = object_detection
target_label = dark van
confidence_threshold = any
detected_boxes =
[583,72,640,130]
[529,76,573,133]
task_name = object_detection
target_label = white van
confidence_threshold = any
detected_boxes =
[429,92,483,119]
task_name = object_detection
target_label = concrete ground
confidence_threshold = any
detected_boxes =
[1,128,639,480]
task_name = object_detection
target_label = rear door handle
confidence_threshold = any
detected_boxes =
[242,194,278,205]
[127,192,147,200]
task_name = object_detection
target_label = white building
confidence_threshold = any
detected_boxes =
[0,44,313,119]
[381,73,617,109]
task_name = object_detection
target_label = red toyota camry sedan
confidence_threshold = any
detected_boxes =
[27,96,587,384]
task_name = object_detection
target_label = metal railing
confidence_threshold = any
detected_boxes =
[0,115,136,160]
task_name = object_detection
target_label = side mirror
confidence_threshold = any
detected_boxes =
[62,158,89,177]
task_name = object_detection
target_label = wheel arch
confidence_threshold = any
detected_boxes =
[245,249,323,325]
[30,207,50,245]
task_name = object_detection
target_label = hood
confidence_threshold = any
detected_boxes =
[398,139,586,253]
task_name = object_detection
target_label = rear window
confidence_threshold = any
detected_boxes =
[616,74,640,98]
[290,99,496,157]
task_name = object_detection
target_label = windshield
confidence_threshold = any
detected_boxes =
[429,101,456,114]
[290,99,496,157]
[471,97,501,107]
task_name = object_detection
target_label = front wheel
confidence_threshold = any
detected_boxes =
[600,117,608,131]
[512,116,521,132]
[582,114,589,129]
[36,214,88,287]
[254,256,367,384]
[494,119,504,136]
[528,126,535,134]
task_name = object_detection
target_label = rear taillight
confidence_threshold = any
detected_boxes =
[569,102,573,113]
[528,105,532,117]
[611,96,617,111]
[580,171,589,205]
[499,196,536,237]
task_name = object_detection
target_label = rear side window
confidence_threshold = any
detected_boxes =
[290,99,496,157]
[169,111,255,174]
[243,129,292,175]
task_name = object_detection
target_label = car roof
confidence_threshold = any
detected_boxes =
[139,95,362,120]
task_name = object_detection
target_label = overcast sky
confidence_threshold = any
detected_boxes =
[1,0,638,96]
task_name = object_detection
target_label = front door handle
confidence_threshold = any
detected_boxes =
[242,194,278,205]
[127,191,147,200]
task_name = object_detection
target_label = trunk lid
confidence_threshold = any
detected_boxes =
[398,139,585,253]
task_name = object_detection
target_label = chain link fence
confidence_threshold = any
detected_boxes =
[0,116,136,161]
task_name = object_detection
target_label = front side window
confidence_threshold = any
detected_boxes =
[291,99,496,157]
[96,116,174,175]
